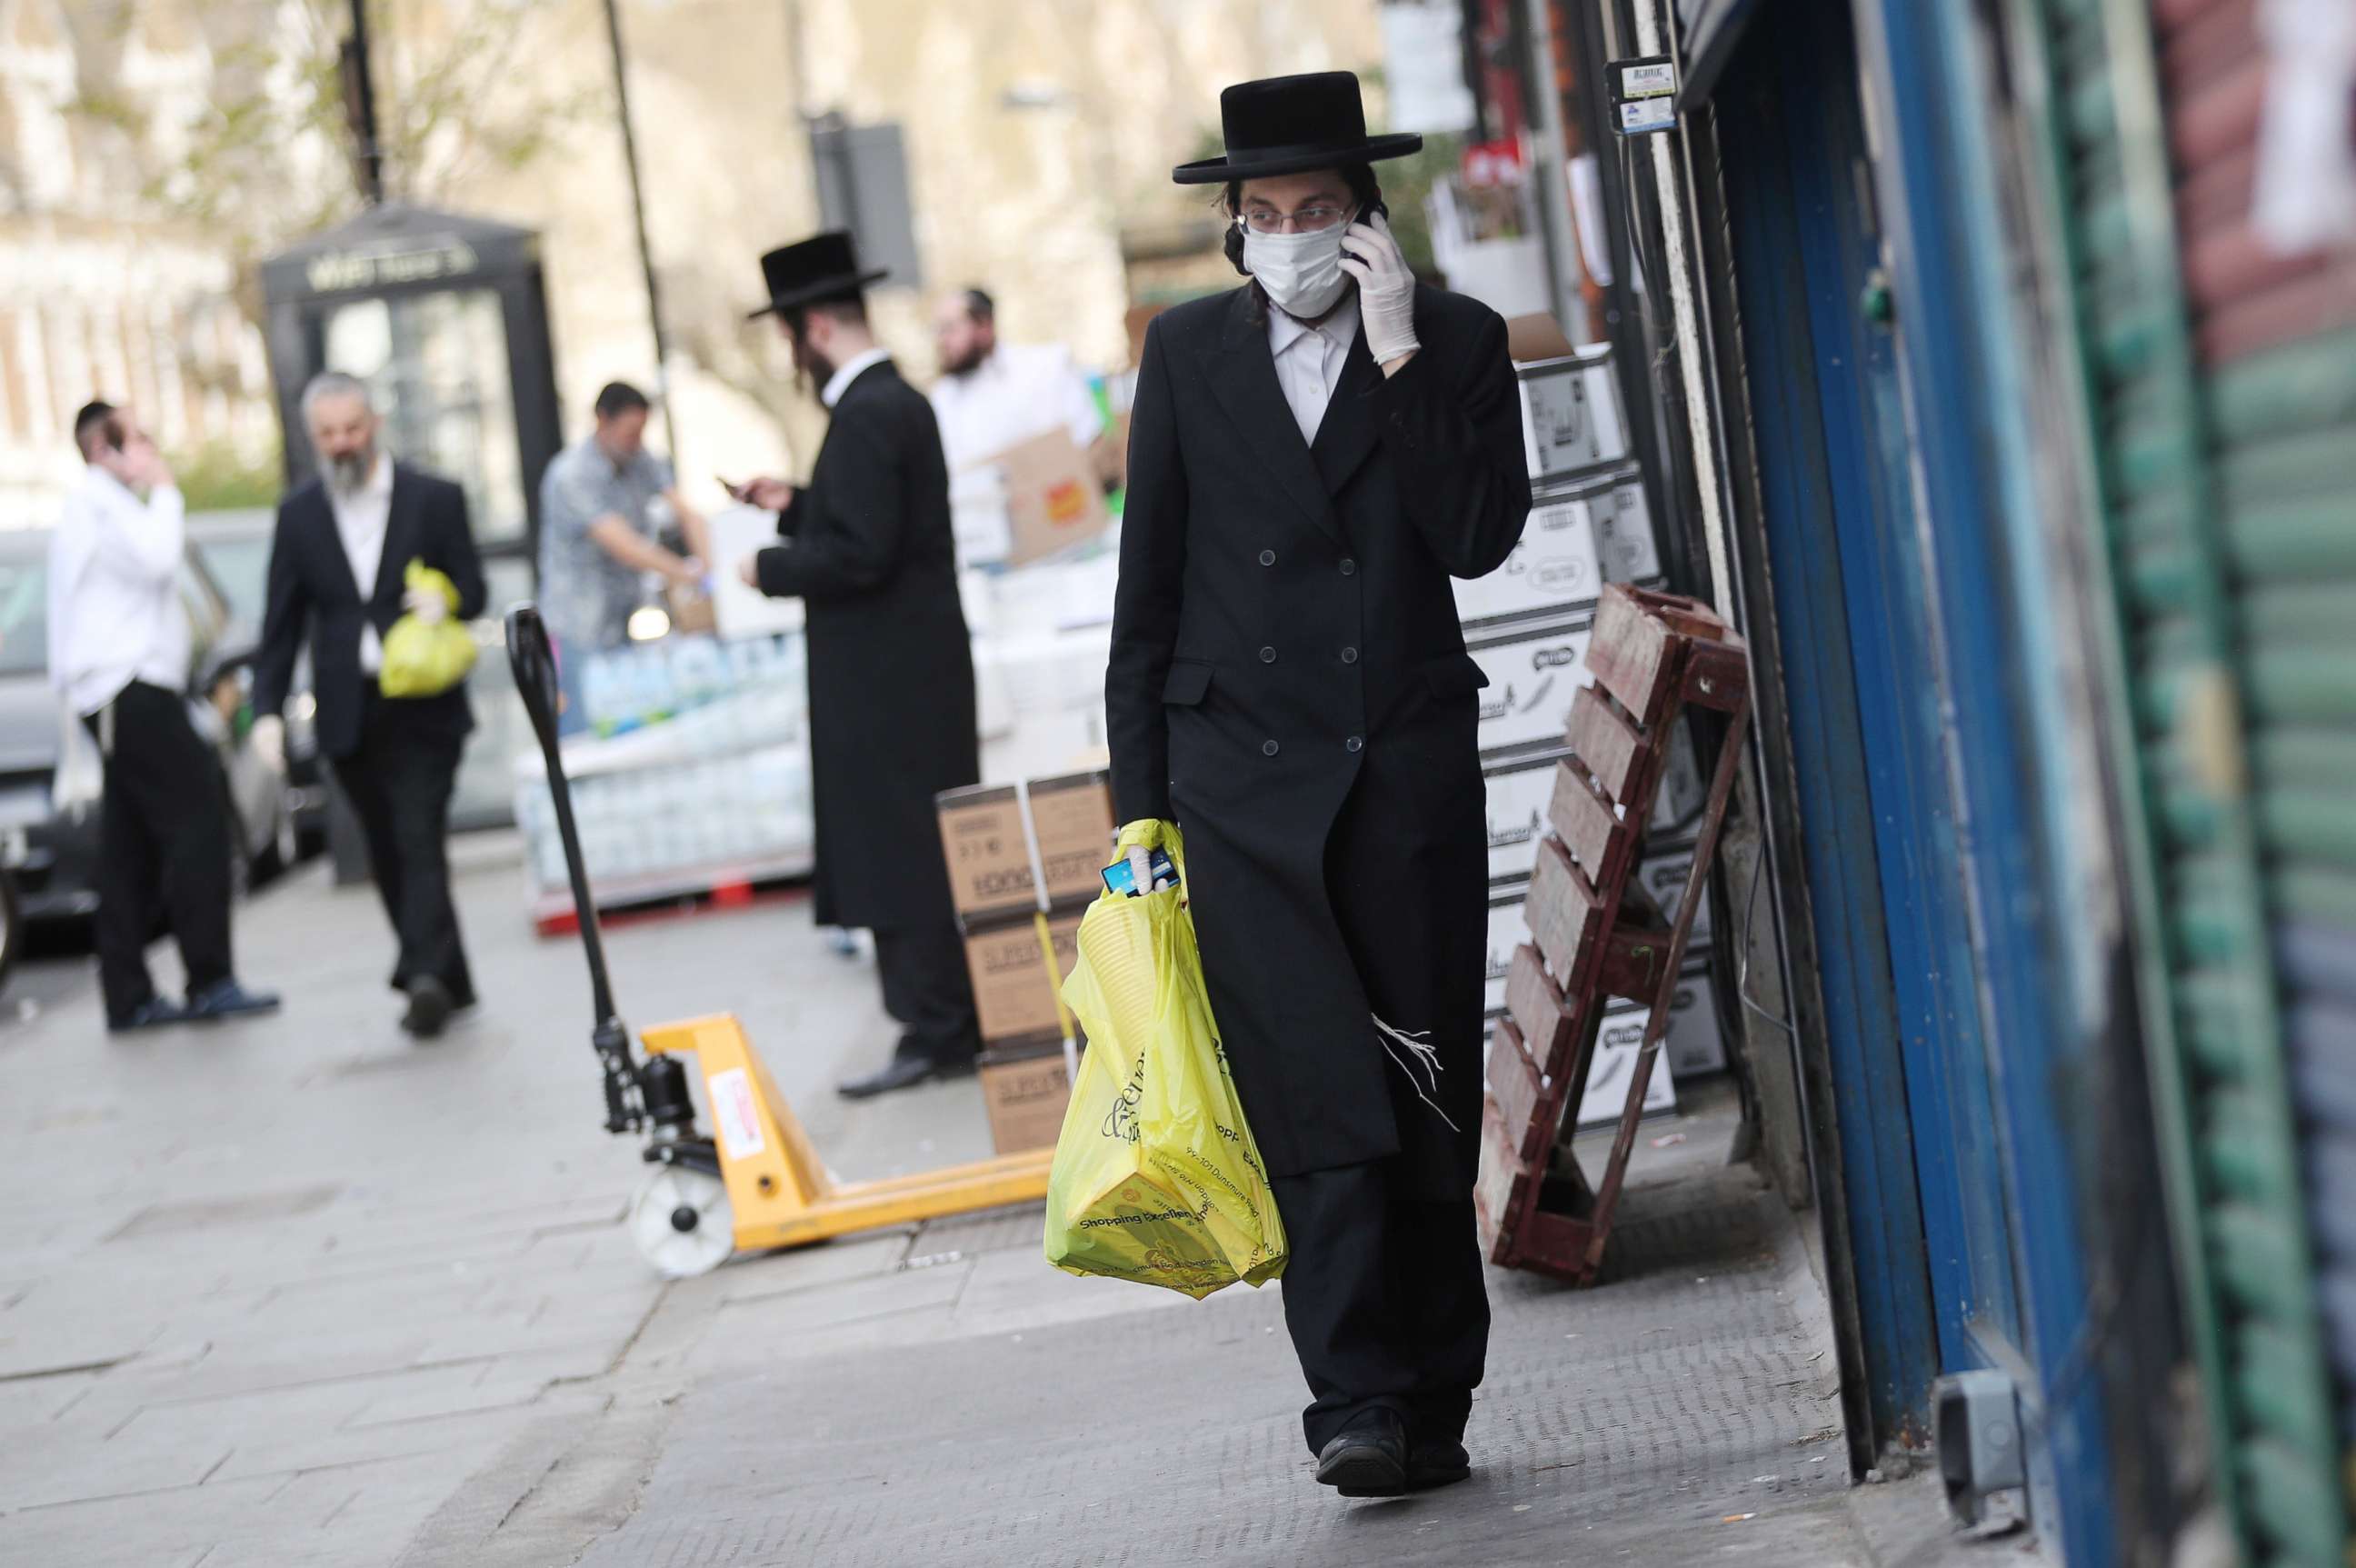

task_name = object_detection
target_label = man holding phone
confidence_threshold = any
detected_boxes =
[728,233,983,1100]
[50,402,280,1033]
[1106,73,1532,1497]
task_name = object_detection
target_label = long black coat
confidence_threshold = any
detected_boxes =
[1106,285,1530,1193]
[254,465,487,760]
[754,358,978,933]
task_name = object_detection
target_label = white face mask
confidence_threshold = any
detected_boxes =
[1243,222,1353,319]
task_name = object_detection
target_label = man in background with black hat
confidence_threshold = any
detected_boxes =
[729,233,983,1100]
[1105,71,1532,1498]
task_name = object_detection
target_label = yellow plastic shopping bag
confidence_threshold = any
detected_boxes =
[379,560,476,699]
[1043,822,1287,1299]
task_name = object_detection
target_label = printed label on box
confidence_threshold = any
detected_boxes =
[1594,475,1661,584]
[1454,490,1606,627]
[1470,621,1594,755]
[1519,359,1629,479]
[1635,844,1712,939]
[708,1067,767,1160]
[1575,1024,1679,1124]
[1483,753,1565,883]
[1595,963,1726,1081]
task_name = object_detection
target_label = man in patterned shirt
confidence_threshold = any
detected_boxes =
[535,383,710,733]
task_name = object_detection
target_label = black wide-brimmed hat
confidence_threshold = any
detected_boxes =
[1173,71,1422,185]
[746,230,888,320]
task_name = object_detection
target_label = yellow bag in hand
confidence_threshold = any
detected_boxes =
[1043,822,1287,1299]
[379,560,476,699]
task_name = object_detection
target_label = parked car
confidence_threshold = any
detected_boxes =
[0,527,294,929]
[186,510,328,856]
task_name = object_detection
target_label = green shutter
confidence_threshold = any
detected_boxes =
[2020,0,2352,1562]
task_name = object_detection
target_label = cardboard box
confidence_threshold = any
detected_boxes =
[1453,482,1608,628]
[1653,961,1729,1077]
[1592,469,1661,584]
[978,1045,1073,1154]
[1482,749,1567,884]
[665,582,716,636]
[1467,615,1595,757]
[1634,839,1712,941]
[1517,352,1629,482]
[1575,1017,1680,1126]
[963,905,1085,1046]
[1504,313,1578,364]
[991,429,1109,565]
[1588,961,1725,1094]
[937,770,1116,920]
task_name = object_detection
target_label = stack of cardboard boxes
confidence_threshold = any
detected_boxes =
[935,771,1117,1154]
[1469,325,1730,1127]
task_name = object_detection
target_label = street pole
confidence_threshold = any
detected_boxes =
[344,0,384,205]
[600,0,682,469]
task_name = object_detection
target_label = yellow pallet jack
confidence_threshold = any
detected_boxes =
[507,608,1053,1277]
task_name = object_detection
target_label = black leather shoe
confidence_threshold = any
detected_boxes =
[108,997,189,1034]
[1407,1438,1472,1490]
[401,976,454,1039]
[1316,1411,1408,1498]
[836,1055,943,1100]
[185,979,282,1022]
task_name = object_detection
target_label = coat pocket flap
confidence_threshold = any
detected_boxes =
[1423,654,1491,696]
[1163,660,1213,706]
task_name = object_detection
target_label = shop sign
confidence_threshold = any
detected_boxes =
[304,236,483,294]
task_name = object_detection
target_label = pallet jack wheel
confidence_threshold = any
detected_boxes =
[630,1166,734,1278]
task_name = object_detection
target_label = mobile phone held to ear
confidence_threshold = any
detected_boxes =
[1102,848,1180,897]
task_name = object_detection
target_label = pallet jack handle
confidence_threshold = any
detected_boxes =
[506,606,643,1134]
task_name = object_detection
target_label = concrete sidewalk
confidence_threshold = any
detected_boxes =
[0,833,1975,1567]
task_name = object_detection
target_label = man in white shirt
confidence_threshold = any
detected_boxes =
[49,402,279,1032]
[251,374,485,1039]
[927,287,1106,474]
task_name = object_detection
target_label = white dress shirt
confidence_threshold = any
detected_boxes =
[1266,293,1363,445]
[328,454,393,673]
[929,343,1104,471]
[47,467,192,716]
[821,347,895,410]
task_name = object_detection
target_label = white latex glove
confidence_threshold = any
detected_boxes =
[251,714,285,774]
[1340,210,1419,366]
[401,584,449,624]
[1126,844,1153,894]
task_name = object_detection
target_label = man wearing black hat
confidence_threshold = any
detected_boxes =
[1105,72,1532,1497]
[729,234,983,1100]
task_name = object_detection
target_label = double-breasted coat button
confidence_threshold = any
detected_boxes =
[1339,557,1357,575]
[1340,646,1358,664]
[1259,646,1277,664]
[1259,549,1276,566]
[1263,739,1280,757]
[1345,735,1364,753]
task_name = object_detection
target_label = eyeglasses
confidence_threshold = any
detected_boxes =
[1238,204,1355,235]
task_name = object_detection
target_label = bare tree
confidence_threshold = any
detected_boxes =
[78,0,599,280]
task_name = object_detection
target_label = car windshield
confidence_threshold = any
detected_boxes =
[0,554,46,677]
[197,534,271,626]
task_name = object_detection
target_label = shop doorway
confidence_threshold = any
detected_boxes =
[1707,1,2034,1447]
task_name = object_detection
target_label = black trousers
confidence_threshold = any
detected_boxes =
[873,917,980,1065]
[86,681,235,1024]
[1271,1160,1492,1456]
[331,692,473,1005]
